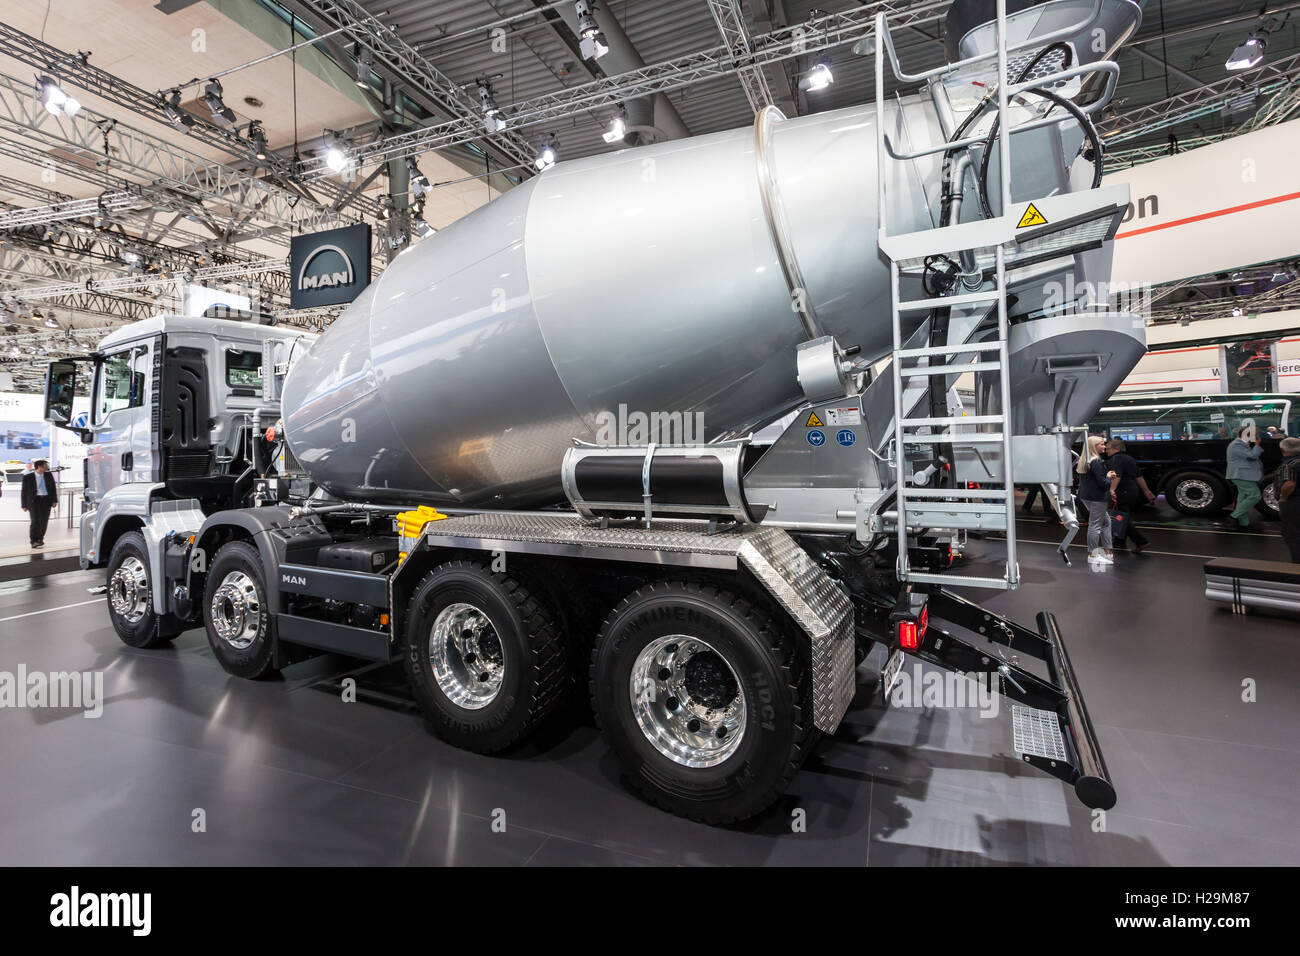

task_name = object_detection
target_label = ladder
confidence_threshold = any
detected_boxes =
[873,0,1026,591]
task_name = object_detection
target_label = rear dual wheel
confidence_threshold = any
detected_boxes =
[590,580,816,824]
[404,561,567,754]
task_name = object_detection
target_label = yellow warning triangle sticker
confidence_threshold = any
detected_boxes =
[805,411,824,427]
[1016,203,1048,229]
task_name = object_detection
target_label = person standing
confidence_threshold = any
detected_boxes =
[1277,437,1300,562]
[20,459,58,548]
[1105,437,1156,554]
[1077,435,1117,564]
[1225,425,1264,529]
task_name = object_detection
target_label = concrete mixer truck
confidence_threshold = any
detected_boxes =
[46,0,1147,823]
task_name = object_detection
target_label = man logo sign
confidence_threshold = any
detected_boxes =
[297,244,354,290]
[289,223,372,309]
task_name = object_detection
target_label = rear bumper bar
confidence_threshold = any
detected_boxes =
[913,590,1116,810]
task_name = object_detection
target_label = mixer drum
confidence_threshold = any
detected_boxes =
[282,101,927,507]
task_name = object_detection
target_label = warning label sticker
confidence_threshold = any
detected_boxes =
[825,406,861,427]
[1016,203,1048,229]
[805,411,825,427]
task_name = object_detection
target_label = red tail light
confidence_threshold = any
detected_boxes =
[898,606,929,651]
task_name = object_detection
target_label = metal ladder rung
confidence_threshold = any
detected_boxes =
[905,571,1011,590]
[901,362,999,377]
[904,500,1008,514]
[902,488,1009,499]
[897,289,1001,312]
[901,414,1004,427]
[904,432,1004,444]
[896,341,1003,359]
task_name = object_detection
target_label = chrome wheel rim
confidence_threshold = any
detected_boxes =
[629,635,746,768]
[1262,482,1279,513]
[109,555,150,625]
[210,571,262,650]
[1175,478,1213,511]
[429,602,505,709]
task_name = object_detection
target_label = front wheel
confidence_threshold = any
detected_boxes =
[591,580,815,824]
[203,541,277,679]
[1165,472,1229,517]
[106,531,179,648]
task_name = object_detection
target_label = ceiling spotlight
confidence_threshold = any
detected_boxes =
[1232,307,1245,317]
[534,136,558,171]
[602,114,626,144]
[1226,33,1267,71]
[323,131,351,173]
[478,78,507,133]
[799,60,834,92]
[160,89,194,131]
[407,157,430,199]
[575,1,610,61]
[378,195,394,221]
[203,78,237,129]
[247,119,269,161]
[121,250,141,265]
[36,76,80,117]
[416,220,436,239]
[352,42,374,89]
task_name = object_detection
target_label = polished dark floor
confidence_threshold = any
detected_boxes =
[0,512,1297,866]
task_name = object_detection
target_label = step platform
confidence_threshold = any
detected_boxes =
[1205,556,1300,616]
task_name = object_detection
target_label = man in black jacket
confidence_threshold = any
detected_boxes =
[20,459,57,548]
[1105,438,1156,554]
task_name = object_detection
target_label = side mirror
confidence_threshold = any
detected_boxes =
[44,360,76,425]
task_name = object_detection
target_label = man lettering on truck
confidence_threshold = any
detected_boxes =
[1277,437,1300,562]
[1225,426,1264,529]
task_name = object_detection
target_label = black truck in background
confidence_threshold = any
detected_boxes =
[1087,394,1290,519]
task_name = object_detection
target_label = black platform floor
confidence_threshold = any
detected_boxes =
[0,517,1296,866]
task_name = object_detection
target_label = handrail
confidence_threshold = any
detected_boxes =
[881,62,1118,162]
[881,0,1105,84]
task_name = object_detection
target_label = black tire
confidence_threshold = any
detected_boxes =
[1165,472,1229,517]
[202,541,277,679]
[590,580,816,824]
[106,531,179,648]
[404,560,567,754]
[1258,479,1281,520]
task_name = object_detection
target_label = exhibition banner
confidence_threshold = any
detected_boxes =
[1104,119,1300,287]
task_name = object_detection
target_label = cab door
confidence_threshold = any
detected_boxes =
[85,343,150,505]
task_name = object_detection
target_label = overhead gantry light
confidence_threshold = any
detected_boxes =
[160,88,194,131]
[352,42,374,89]
[477,77,507,133]
[36,76,80,117]
[203,78,237,129]
[321,130,352,174]
[798,60,834,92]
[1226,33,1267,71]
[534,136,558,171]
[407,157,430,199]
[602,112,626,144]
[575,0,610,61]
[247,119,269,161]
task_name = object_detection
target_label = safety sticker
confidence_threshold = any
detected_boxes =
[806,429,826,447]
[836,429,856,447]
[1016,203,1048,228]
[805,411,825,427]
[825,406,861,427]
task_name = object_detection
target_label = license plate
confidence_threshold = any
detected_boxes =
[881,648,904,705]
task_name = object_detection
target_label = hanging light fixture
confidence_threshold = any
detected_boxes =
[160,88,194,131]
[247,119,269,161]
[203,78,237,129]
[575,1,610,61]
[478,77,507,133]
[534,135,558,171]
[602,111,626,144]
[36,76,80,117]
[798,60,834,92]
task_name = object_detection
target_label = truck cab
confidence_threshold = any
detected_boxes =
[44,315,312,569]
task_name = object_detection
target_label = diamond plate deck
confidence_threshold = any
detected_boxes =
[1011,703,1068,762]
[416,513,857,734]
